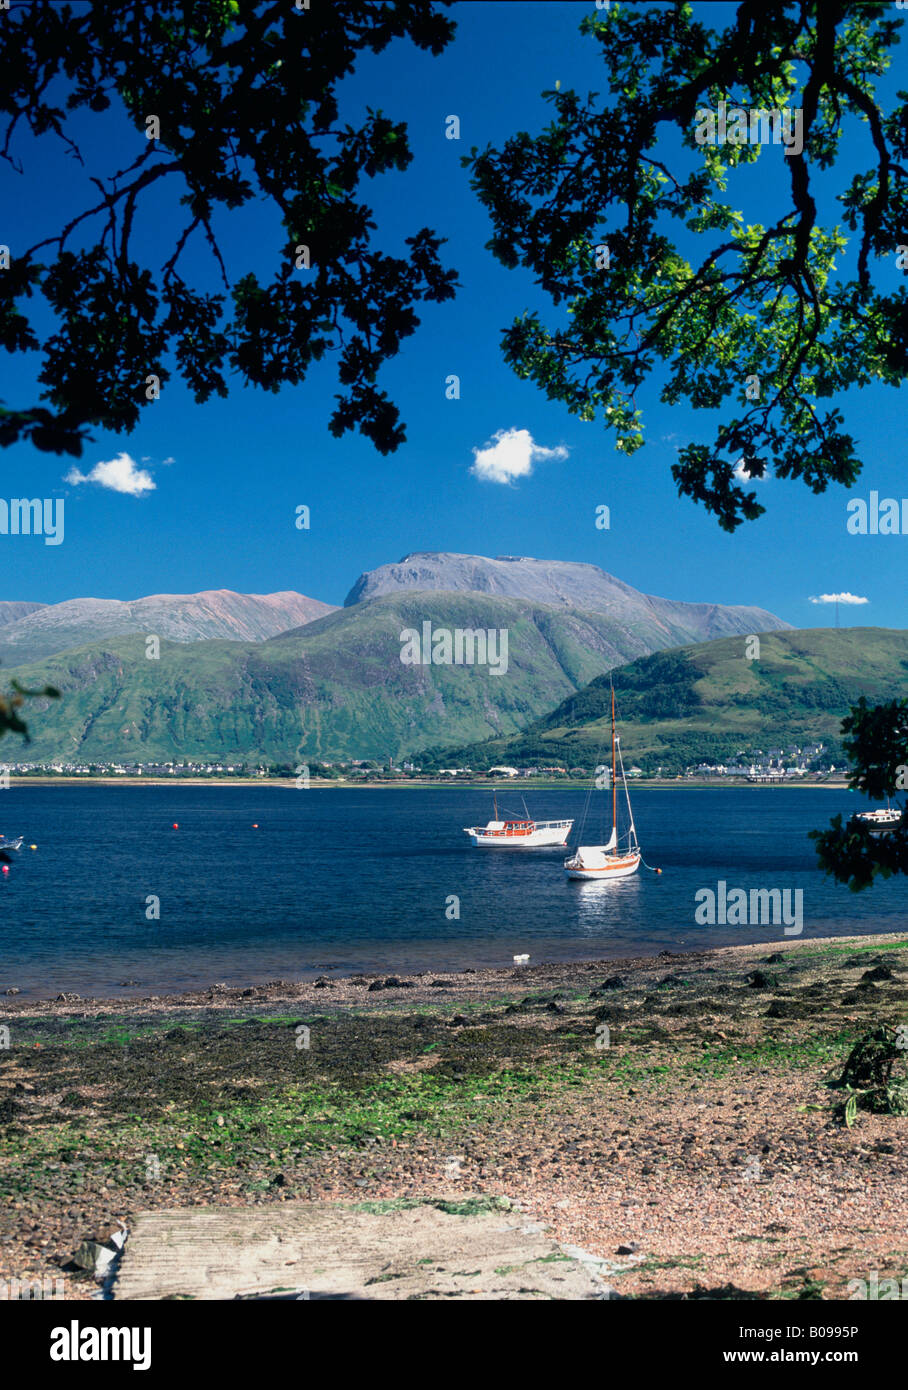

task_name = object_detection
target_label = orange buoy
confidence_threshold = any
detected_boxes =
[172,823,179,830]
[252,823,259,829]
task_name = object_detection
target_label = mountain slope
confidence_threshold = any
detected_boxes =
[345,552,790,642]
[0,601,46,629]
[0,591,788,763]
[0,589,336,666]
[427,629,908,772]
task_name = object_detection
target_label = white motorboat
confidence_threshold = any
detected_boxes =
[853,806,902,836]
[465,793,573,847]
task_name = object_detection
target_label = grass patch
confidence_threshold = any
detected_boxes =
[788,941,908,961]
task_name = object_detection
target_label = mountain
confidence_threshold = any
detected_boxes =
[428,629,908,773]
[0,589,336,666]
[2,591,745,763]
[0,601,46,629]
[0,556,792,764]
[345,552,790,643]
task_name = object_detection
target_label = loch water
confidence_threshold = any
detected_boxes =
[0,785,904,997]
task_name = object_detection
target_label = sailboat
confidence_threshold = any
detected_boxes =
[564,687,641,880]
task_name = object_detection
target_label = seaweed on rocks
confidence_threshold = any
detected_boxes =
[833,1024,908,1125]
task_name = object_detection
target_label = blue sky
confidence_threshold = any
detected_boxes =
[2,0,906,630]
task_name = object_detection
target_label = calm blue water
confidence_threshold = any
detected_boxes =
[0,786,904,998]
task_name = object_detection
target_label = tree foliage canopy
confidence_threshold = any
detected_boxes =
[467,0,907,530]
[0,675,59,744]
[468,0,908,890]
[810,697,908,891]
[0,0,457,458]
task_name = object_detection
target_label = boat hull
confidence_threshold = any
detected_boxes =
[564,850,641,880]
[0,836,23,852]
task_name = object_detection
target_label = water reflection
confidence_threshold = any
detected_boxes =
[569,873,643,935]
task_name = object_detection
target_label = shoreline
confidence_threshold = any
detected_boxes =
[9,776,852,790]
[3,928,908,1301]
[3,930,901,1019]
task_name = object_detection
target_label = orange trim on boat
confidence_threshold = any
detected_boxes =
[567,854,641,871]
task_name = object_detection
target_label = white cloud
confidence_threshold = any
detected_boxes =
[733,457,769,482]
[65,451,156,497]
[809,592,869,605]
[470,428,568,485]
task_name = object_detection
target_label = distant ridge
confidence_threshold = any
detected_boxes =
[0,589,336,665]
[0,600,46,629]
[428,627,908,773]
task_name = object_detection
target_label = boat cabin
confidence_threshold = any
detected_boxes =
[484,820,534,835]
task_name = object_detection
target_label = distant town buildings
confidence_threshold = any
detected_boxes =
[0,742,837,781]
[683,744,834,781]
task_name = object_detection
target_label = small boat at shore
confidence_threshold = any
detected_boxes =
[464,793,573,848]
[564,687,642,881]
[0,835,23,852]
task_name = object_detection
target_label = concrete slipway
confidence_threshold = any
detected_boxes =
[112,1196,618,1300]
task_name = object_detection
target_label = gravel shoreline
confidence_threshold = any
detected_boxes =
[0,931,893,1020]
[3,931,907,1301]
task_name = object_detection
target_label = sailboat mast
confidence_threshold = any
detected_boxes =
[611,686,617,837]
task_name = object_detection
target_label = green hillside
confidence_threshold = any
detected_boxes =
[426,629,908,772]
[1,591,693,763]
